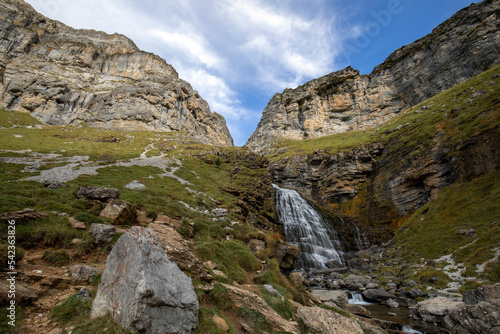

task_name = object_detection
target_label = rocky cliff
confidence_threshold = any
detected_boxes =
[268,64,500,243]
[246,0,500,152]
[0,0,233,146]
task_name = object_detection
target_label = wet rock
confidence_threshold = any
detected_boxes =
[383,298,399,308]
[395,297,416,308]
[149,223,212,282]
[100,199,137,225]
[343,304,371,317]
[362,289,396,303]
[401,288,428,300]
[325,259,343,268]
[311,289,348,308]
[344,275,368,291]
[91,226,199,333]
[412,297,465,325]
[89,223,116,244]
[297,306,363,334]
[69,264,100,282]
[76,186,121,202]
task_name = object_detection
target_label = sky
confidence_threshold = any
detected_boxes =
[25,0,477,146]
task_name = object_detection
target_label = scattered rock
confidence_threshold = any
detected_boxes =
[0,209,47,224]
[212,270,228,278]
[69,264,100,282]
[325,259,343,268]
[204,261,218,270]
[401,288,427,300]
[69,217,86,229]
[383,298,399,308]
[136,210,153,225]
[344,275,369,291]
[247,239,266,253]
[212,314,229,332]
[362,289,396,303]
[89,223,116,244]
[71,238,84,245]
[395,297,416,308]
[91,226,199,333]
[100,199,137,225]
[76,186,121,202]
[311,289,348,308]
[264,284,280,296]
[211,208,227,217]
[297,306,363,334]
[124,180,147,190]
[149,223,212,281]
[343,304,371,317]
[77,287,91,300]
[412,297,465,324]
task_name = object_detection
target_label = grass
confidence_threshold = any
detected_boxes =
[50,293,132,333]
[195,240,261,284]
[396,170,500,276]
[259,285,294,320]
[238,307,273,334]
[194,307,234,334]
[42,248,71,266]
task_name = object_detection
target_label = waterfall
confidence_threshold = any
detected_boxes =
[348,292,371,305]
[354,225,370,250]
[273,184,344,271]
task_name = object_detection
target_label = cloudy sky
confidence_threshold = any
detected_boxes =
[26,0,475,146]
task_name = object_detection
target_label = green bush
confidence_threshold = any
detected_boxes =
[50,294,92,324]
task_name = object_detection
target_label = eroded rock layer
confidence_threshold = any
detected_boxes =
[0,0,233,146]
[246,0,500,151]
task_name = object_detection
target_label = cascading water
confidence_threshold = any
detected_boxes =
[273,184,344,271]
[354,225,370,250]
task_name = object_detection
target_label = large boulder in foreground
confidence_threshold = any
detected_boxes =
[91,226,198,333]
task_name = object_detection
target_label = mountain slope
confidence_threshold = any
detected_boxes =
[0,0,233,146]
[246,0,500,152]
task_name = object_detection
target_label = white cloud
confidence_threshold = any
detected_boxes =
[24,0,347,145]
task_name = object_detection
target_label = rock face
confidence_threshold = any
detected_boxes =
[148,223,212,282]
[246,0,500,151]
[443,299,500,334]
[0,0,233,146]
[91,226,199,333]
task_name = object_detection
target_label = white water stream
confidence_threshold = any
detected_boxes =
[273,184,344,271]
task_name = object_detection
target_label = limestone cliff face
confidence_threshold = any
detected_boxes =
[246,0,500,151]
[0,0,233,146]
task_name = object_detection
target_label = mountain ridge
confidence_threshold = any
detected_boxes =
[0,0,234,146]
[246,0,500,151]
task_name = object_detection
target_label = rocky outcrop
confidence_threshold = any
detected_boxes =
[149,223,212,282]
[246,0,500,151]
[221,283,299,333]
[412,297,465,325]
[91,226,199,333]
[463,283,500,305]
[76,186,121,202]
[99,199,137,225]
[297,306,363,334]
[443,299,500,334]
[0,0,233,146]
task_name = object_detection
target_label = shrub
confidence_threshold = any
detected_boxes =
[50,294,92,324]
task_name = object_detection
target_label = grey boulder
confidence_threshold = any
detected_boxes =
[89,223,116,244]
[76,186,121,202]
[91,226,198,333]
